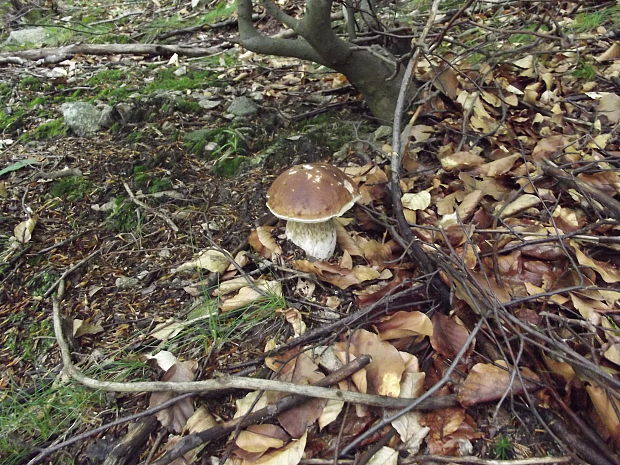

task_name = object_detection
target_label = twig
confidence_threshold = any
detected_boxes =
[123,182,179,232]
[51,285,456,408]
[25,393,193,465]
[402,455,574,464]
[42,249,101,298]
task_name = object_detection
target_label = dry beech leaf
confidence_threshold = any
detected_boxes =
[339,249,353,269]
[456,190,483,220]
[236,424,290,454]
[542,355,575,384]
[597,93,620,124]
[318,399,344,430]
[220,280,283,312]
[435,67,458,100]
[149,361,197,433]
[421,407,483,455]
[234,391,269,419]
[227,431,307,465]
[495,194,541,218]
[276,307,306,337]
[72,319,104,338]
[253,226,283,256]
[339,329,405,397]
[150,319,184,341]
[291,260,383,289]
[440,151,485,171]
[573,247,620,284]
[478,154,520,177]
[586,384,620,449]
[390,372,429,454]
[174,249,229,273]
[335,222,363,256]
[531,135,566,162]
[430,313,472,358]
[360,239,394,265]
[367,446,398,465]
[402,191,431,210]
[376,311,433,340]
[457,361,539,407]
[14,216,37,244]
[278,396,327,438]
[597,42,620,61]
[184,406,216,434]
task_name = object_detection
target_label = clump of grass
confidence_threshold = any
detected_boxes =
[184,127,248,177]
[106,196,141,232]
[492,435,514,459]
[132,165,173,193]
[572,7,620,32]
[572,62,597,80]
[0,382,103,465]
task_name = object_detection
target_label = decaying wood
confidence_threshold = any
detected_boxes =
[102,416,158,465]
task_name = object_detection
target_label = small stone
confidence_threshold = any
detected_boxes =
[226,96,258,117]
[61,102,102,136]
[373,125,393,141]
[115,276,140,289]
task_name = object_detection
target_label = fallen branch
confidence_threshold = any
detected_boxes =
[0,43,222,64]
[51,280,455,409]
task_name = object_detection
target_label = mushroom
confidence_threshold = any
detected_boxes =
[266,163,360,260]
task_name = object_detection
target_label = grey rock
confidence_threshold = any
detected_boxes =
[115,276,140,289]
[373,125,393,141]
[3,27,51,47]
[98,104,116,128]
[227,96,258,117]
[60,102,102,136]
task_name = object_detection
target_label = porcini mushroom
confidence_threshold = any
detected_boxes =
[266,163,359,260]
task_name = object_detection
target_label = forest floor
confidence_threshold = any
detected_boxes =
[0,1,619,465]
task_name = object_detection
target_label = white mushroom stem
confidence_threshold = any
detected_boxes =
[285,219,337,260]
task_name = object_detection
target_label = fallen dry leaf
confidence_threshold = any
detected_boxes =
[573,247,620,284]
[457,361,539,407]
[14,216,37,244]
[335,329,405,397]
[149,361,197,433]
[586,383,620,449]
[174,248,230,273]
[236,424,290,454]
[376,311,433,340]
[430,313,472,359]
[440,151,485,171]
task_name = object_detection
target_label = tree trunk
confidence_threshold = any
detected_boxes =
[237,0,410,123]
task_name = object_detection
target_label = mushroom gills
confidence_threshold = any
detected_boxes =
[285,219,336,260]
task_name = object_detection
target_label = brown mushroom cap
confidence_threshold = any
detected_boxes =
[266,163,359,223]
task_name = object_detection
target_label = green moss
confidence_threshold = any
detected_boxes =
[87,69,127,85]
[144,68,217,92]
[174,97,203,113]
[22,119,66,141]
[0,108,26,134]
[106,196,141,232]
[492,435,514,459]
[49,175,92,201]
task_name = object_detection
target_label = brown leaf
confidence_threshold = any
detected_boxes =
[457,361,539,407]
[335,329,405,397]
[376,311,433,340]
[586,384,620,449]
[574,247,620,283]
[236,424,290,454]
[430,314,472,358]
[478,154,520,177]
[440,151,485,171]
[291,260,382,289]
[149,361,197,432]
[531,135,566,162]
